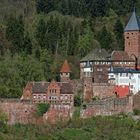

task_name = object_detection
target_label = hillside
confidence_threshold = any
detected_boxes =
[0,115,140,140]
[0,0,140,98]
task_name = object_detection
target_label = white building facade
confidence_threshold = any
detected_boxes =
[108,68,140,94]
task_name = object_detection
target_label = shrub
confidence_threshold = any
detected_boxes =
[133,109,140,115]
[74,95,82,107]
[36,103,50,116]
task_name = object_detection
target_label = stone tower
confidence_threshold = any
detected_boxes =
[60,60,71,82]
[83,61,93,101]
[124,9,140,58]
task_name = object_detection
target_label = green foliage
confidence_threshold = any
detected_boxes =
[6,15,24,54]
[133,109,140,115]
[0,53,45,98]
[35,0,135,18]
[0,116,140,139]
[76,25,94,57]
[0,109,8,133]
[113,19,124,49]
[74,95,82,107]
[36,103,50,116]
[97,26,113,50]
[73,107,80,119]
[35,18,47,49]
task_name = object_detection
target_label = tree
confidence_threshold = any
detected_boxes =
[40,49,53,80]
[6,15,24,54]
[76,26,93,57]
[23,32,32,55]
[88,0,109,17]
[36,0,57,14]
[36,103,50,116]
[114,19,124,49]
[97,26,112,50]
[35,18,47,48]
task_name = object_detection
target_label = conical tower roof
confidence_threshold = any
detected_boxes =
[124,9,140,32]
[60,60,71,73]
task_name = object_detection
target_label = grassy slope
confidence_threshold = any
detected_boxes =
[0,116,140,140]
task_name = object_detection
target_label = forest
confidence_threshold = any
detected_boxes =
[0,0,140,98]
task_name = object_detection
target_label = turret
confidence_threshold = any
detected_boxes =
[124,8,140,58]
[60,60,71,82]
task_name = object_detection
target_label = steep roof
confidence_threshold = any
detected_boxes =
[80,48,109,62]
[60,83,73,94]
[124,10,140,32]
[27,81,73,94]
[111,51,134,61]
[32,82,49,93]
[60,60,71,73]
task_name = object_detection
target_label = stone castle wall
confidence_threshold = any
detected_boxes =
[43,105,73,124]
[0,99,73,124]
[70,79,83,94]
[81,96,133,118]
[0,99,36,124]
[92,83,115,99]
[0,94,135,124]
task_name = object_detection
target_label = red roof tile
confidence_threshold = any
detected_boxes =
[60,60,71,73]
[111,51,134,61]
[114,85,129,98]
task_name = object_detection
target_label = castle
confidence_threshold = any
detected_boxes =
[80,9,140,101]
[1,9,140,124]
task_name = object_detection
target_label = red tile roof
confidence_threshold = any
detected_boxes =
[111,51,134,61]
[114,85,129,98]
[60,60,71,73]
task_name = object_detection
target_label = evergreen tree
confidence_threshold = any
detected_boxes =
[6,15,24,54]
[97,26,112,50]
[114,19,124,40]
[114,19,124,49]
[36,0,58,14]
[35,18,47,49]
[76,26,93,57]
[23,32,32,55]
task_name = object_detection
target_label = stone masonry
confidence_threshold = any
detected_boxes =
[81,95,133,118]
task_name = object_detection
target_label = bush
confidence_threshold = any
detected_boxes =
[133,109,140,115]
[74,95,82,107]
[36,103,50,116]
